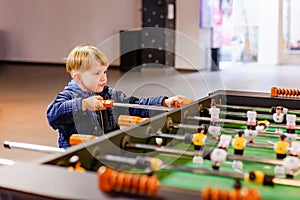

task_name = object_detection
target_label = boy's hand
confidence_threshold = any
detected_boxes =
[82,96,107,111]
[163,95,184,107]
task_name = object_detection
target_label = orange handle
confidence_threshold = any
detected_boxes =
[270,87,279,97]
[181,97,195,105]
[118,115,149,126]
[101,100,114,108]
[98,166,159,196]
[174,97,195,107]
[69,134,97,146]
[271,87,300,97]
[174,102,182,107]
[202,186,260,200]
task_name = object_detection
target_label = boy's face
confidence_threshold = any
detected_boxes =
[78,60,108,93]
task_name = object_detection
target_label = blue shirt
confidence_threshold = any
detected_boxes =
[46,80,167,148]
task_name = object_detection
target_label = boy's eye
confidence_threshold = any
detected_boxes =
[94,70,107,75]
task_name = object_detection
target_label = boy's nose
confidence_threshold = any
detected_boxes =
[100,74,107,81]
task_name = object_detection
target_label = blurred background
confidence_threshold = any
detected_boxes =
[1,0,300,162]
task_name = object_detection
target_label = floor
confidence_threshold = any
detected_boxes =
[1,62,300,162]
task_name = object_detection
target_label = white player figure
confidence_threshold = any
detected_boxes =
[282,156,300,178]
[218,134,232,149]
[272,106,288,123]
[208,107,221,137]
[255,120,270,132]
[275,141,300,178]
[289,141,300,157]
[210,135,232,170]
[285,114,297,144]
[232,160,243,172]
[210,148,227,170]
[244,111,258,143]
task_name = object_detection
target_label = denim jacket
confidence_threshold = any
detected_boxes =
[46,80,167,148]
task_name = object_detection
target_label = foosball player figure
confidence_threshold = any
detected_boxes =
[271,106,287,124]
[67,155,85,172]
[135,157,163,175]
[244,111,258,143]
[232,131,247,156]
[285,114,297,144]
[210,135,232,170]
[256,120,270,132]
[218,134,232,150]
[275,141,300,177]
[201,99,216,117]
[273,134,290,160]
[209,99,217,111]
[282,141,300,179]
[208,107,221,139]
[192,128,207,151]
[188,127,208,165]
[245,170,275,186]
[290,141,300,157]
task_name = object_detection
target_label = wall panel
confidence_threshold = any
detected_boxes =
[0,0,141,64]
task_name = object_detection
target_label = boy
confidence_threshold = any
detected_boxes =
[47,45,183,148]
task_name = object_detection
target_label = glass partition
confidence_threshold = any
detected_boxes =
[283,0,300,51]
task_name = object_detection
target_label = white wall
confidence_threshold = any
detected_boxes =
[175,0,211,70]
[257,0,280,65]
[0,0,141,64]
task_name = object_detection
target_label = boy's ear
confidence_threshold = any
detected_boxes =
[72,72,81,82]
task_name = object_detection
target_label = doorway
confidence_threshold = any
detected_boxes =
[214,0,259,69]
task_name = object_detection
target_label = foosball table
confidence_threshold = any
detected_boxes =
[1,88,300,200]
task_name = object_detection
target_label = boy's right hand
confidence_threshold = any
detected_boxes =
[82,96,107,111]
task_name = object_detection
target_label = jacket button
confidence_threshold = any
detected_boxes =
[95,126,98,131]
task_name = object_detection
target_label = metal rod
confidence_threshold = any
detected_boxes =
[151,131,274,149]
[0,158,14,166]
[221,111,272,119]
[171,123,202,130]
[112,102,173,111]
[217,104,300,115]
[97,153,245,180]
[150,132,186,140]
[161,164,244,179]
[126,142,283,165]
[273,178,300,187]
[96,153,300,188]
[162,166,300,189]
[221,127,300,140]
[226,154,283,165]
[168,122,300,140]
[186,116,300,130]
[126,143,199,156]
[220,111,300,123]
[3,141,65,153]
[99,154,137,166]
[246,143,273,149]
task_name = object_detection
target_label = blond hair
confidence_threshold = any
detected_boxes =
[66,45,109,73]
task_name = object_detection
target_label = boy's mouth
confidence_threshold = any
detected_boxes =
[98,83,106,87]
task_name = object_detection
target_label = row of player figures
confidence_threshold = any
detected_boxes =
[204,134,300,178]
[197,107,300,178]
[208,107,298,144]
